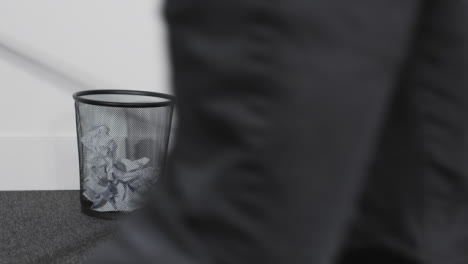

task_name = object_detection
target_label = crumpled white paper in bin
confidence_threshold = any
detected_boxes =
[81,124,159,212]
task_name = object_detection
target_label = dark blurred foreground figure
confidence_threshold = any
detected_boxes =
[89,0,468,263]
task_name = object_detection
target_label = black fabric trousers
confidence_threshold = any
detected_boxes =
[89,0,468,263]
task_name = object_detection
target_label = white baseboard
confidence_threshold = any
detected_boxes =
[0,136,80,191]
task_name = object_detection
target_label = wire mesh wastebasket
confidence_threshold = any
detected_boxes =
[73,90,175,219]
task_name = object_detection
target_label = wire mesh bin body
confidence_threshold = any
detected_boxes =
[73,90,175,219]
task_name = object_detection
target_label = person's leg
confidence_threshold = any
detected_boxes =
[338,0,468,263]
[88,0,422,263]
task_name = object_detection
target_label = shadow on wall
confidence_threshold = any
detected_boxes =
[0,33,178,149]
[0,35,114,92]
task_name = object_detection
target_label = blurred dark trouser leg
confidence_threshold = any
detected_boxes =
[87,0,423,263]
[338,248,420,264]
[337,1,468,264]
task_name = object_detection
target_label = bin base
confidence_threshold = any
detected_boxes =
[81,206,132,220]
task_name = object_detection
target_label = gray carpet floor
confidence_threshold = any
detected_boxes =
[0,191,119,264]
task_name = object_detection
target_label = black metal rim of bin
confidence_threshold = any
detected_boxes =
[74,89,175,220]
[73,89,176,108]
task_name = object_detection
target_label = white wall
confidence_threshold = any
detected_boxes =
[0,0,170,190]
